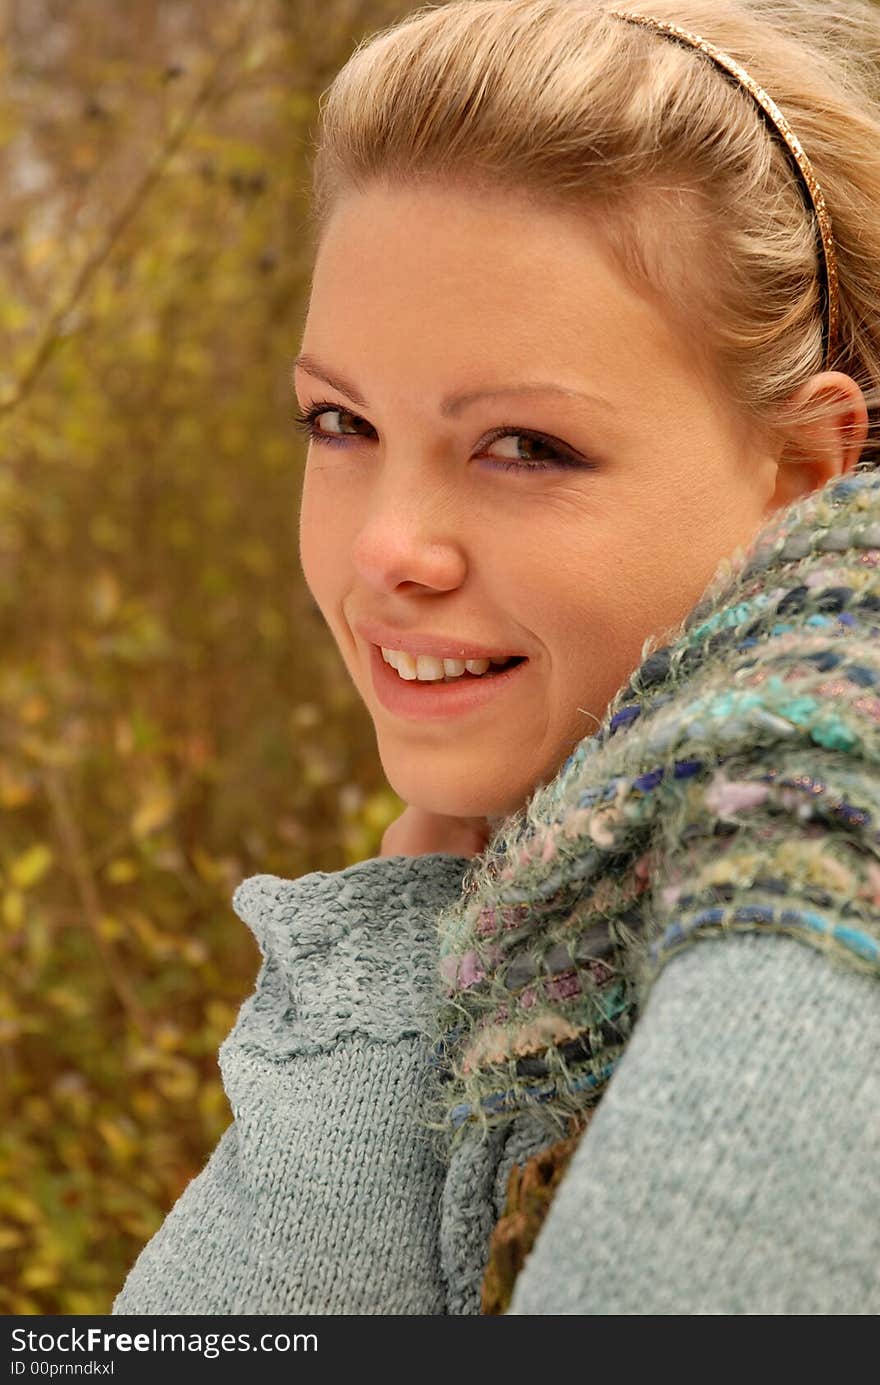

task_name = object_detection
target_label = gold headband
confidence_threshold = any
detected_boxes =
[610,9,840,366]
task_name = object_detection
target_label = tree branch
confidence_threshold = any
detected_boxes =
[0,5,256,419]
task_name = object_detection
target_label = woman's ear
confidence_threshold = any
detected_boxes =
[763,371,869,515]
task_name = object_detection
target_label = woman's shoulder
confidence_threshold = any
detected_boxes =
[507,925,880,1313]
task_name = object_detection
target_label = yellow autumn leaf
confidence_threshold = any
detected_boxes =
[154,1057,198,1102]
[154,1022,182,1053]
[113,717,135,756]
[131,785,175,839]
[181,937,208,965]
[362,789,404,833]
[9,843,53,890]
[244,38,271,71]
[45,986,89,1018]
[0,296,30,332]
[62,1291,107,1315]
[19,733,77,767]
[204,999,236,1035]
[2,890,24,929]
[96,1117,137,1163]
[131,1087,160,1120]
[24,236,57,270]
[2,1191,41,1224]
[21,1262,60,1290]
[126,909,173,958]
[104,858,138,884]
[97,913,124,940]
[18,694,50,725]
[0,763,35,808]
[190,844,222,883]
[88,568,122,624]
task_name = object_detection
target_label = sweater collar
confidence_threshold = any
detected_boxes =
[230,852,472,1050]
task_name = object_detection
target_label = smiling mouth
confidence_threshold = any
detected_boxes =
[369,641,530,719]
[382,651,528,683]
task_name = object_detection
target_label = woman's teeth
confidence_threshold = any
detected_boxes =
[380,647,515,682]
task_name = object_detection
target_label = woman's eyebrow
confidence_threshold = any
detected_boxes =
[292,353,618,417]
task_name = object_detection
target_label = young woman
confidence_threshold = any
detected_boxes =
[114,0,880,1314]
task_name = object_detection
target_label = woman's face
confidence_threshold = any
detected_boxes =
[296,183,782,820]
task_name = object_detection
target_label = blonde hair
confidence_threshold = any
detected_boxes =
[308,0,880,466]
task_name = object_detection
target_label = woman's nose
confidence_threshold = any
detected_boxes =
[350,485,469,594]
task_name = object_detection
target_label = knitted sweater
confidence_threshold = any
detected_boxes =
[113,468,880,1315]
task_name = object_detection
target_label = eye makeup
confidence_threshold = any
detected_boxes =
[292,400,597,474]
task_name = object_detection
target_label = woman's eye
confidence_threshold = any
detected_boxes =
[483,434,563,465]
[293,404,371,443]
[292,400,589,472]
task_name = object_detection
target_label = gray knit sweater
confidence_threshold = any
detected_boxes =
[113,471,880,1315]
[110,853,880,1313]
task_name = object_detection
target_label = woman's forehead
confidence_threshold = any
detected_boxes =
[303,185,699,408]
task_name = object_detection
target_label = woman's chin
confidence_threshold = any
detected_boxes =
[379,775,518,824]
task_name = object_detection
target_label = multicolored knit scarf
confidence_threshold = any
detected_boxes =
[426,467,880,1170]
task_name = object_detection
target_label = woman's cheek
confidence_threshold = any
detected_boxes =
[298,475,336,605]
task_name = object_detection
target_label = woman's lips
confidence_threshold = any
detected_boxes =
[368,642,529,721]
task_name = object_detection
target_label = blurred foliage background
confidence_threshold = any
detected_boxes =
[0,0,415,1313]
